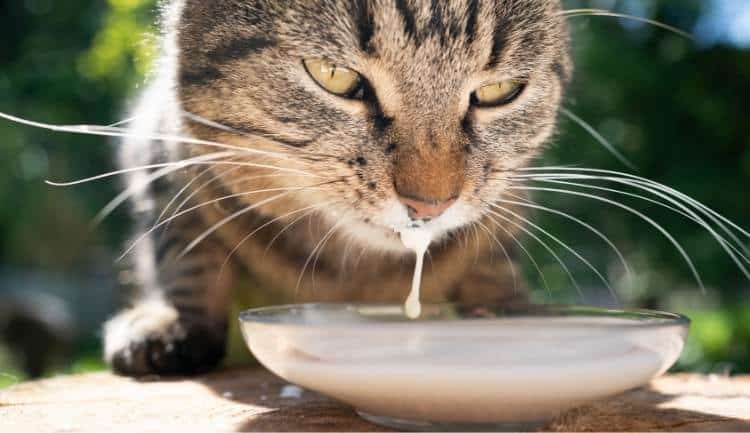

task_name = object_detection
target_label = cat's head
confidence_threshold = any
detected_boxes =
[175,0,571,252]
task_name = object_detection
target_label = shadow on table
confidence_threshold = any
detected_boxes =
[192,368,387,432]
[196,369,750,432]
[549,384,750,432]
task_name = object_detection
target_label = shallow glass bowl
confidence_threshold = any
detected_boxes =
[240,303,689,431]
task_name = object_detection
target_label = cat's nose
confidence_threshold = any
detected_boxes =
[397,195,456,221]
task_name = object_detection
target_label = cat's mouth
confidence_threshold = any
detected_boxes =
[338,197,476,253]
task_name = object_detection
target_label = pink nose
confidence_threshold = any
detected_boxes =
[398,195,456,221]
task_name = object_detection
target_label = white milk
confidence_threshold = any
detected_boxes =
[399,228,432,319]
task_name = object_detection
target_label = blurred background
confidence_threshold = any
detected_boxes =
[0,0,749,387]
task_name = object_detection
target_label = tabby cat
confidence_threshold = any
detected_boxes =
[104,0,571,376]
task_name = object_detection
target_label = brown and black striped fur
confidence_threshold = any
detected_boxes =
[105,0,571,376]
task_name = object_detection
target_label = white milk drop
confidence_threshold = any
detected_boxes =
[399,228,433,319]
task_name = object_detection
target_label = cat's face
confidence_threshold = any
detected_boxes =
[177,0,571,252]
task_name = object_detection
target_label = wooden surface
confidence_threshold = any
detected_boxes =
[2,369,750,432]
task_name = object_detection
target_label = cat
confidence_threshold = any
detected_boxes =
[104,0,572,376]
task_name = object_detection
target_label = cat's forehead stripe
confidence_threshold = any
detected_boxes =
[354,0,377,55]
[465,0,481,44]
[207,35,275,66]
[394,0,418,41]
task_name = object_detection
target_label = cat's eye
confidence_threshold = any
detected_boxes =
[471,80,525,107]
[303,59,363,98]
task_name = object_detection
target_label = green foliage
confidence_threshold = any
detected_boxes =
[0,0,157,268]
[678,304,750,373]
[78,0,158,87]
[0,345,24,389]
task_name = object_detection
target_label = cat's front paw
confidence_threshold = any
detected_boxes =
[104,300,225,377]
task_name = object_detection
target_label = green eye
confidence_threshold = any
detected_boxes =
[303,58,363,98]
[471,80,525,107]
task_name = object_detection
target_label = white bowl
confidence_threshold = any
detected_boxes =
[240,304,689,431]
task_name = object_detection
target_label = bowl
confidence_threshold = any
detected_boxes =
[239,303,689,431]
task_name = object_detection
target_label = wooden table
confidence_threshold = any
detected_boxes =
[2,369,749,432]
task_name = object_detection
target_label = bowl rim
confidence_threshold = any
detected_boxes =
[239,302,690,329]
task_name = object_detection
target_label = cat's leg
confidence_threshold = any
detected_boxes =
[104,211,236,376]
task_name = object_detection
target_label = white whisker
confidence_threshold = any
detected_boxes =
[297,219,346,294]
[559,9,694,40]
[471,223,481,265]
[0,111,297,160]
[160,171,294,233]
[118,184,330,261]
[505,184,706,292]
[106,116,140,128]
[513,176,750,270]
[517,167,750,242]
[561,108,635,170]
[483,203,581,296]
[92,152,237,226]
[496,196,633,281]
[155,164,239,228]
[311,217,346,290]
[475,220,520,293]
[483,215,552,295]
[513,167,750,261]
[490,202,617,300]
[218,199,341,282]
[178,191,299,260]
[47,156,318,189]
[263,204,326,258]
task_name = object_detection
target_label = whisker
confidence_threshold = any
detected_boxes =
[118,182,337,261]
[92,152,239,226]
[475,220,520,294]
[311,216,346,290]
[559,8,694,40]
[296,219,346,294]
[217,199,341,282]
[512,167,750,259]
[178,179,347,260]
[489,202,617,301]
[46,156,319,188]
[155,163,241,229]
[106,116,140,128]
[514,176,750,270]
[504,184,706,292]
[496,196,633,281]
[93,158,322,228]
[0,111,298,160]
[483,213,552,296]
[179,192,299,261]
[517,166,750,242]
[561,108,635,170]
[482,201,581,296]
[471,222,482,265]
[160,171,305,234]
[351,241,369,275]
[337,230,358,289]
[263,203,329,258]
